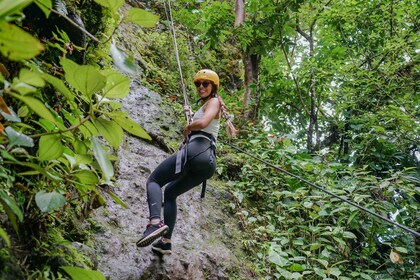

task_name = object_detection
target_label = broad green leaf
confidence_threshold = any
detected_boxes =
[37,119,57,132]
[73,140,88,155]
[0,22,44,61]
[314,267,326,278]
[4,126,34,148]
[74,154,92,165]
[101,69,130,98]
[81,120,99,137]
[343,231,357,239]
[105,189,128,209]
[329,267,342,277]
[91,137,114,181]
[360,273,373,280]
[293,239,304,246]
[63,153,76,168]
[8,92,56,124]
[17,105,29,117]
[268,250,288,267]
[17,162,62,181]
[38,134,64,161]
[92,0,124,12]
[371,125,386,133]
[310,243,323,251]
[42,73,74,101]
[0,148,19,163]
[347,211,358,225]
[113,115,151,140]
[303,201,313,208]
[35,190,66,213]
[314,258,329,269]
[289,263,305,272]
[18,68,45,87]
[394,247,408,254]
[109,43,137,74]
[61,266,106,280]
[0,0,33,20]
[72,170,98,186]
[93,117,123,148]
[11,81,36,95]
[60,58,106,98]
[34,0,52,18]
[125,8,159,28]
[0,227,11,247]
[0,199,18,233]
[0,189,23,233]
[0,189,24,222]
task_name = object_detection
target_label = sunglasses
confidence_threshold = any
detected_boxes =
[194,81,211,88]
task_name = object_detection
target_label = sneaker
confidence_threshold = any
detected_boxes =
[136,222,169,247]
[152,239,172,255]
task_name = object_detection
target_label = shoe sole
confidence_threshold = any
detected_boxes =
[136,225,169,247]
[152,246,172,255]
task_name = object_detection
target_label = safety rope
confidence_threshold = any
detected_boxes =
[161,0,419,238]
[220,140,420,237]
[163,0,193,124]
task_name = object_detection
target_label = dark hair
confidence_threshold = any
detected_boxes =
[210,82,218,95]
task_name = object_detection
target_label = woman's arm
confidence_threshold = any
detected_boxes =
[183,98,220,137]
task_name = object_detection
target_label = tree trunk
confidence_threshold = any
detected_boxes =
[243,51,260,119]
[297,20,318,152]
[235,0,260,119]
[234,0,245,27]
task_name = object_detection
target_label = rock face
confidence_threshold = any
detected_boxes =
[92,82,251,279]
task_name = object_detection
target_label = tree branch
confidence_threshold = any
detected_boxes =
[50,9,101,43]
[280,40,310,117]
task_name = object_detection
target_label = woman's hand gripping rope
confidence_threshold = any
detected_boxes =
[179,105,193,150]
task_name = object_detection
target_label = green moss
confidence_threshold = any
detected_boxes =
[39,226,96,271]
[0,248,25,280]
[200,183,255,279]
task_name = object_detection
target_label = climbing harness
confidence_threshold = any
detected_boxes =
[160,0,420,239]
[219,140,420,238]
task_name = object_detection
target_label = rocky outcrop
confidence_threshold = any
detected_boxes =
[92,82,252,279]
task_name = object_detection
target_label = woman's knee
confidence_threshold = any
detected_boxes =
[146,176,155,185]
[164,187,177,201]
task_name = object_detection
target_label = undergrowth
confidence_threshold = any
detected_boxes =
[217,124,419,279]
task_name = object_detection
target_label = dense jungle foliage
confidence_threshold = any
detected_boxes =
[0,0,419,279]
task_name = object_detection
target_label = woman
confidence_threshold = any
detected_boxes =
[136,69,222,254]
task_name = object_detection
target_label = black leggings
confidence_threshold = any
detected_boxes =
[146,137,216,238]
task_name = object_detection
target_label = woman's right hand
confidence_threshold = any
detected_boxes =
[183,124,191,138]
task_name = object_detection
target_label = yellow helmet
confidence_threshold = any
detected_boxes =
[193,69,219,90]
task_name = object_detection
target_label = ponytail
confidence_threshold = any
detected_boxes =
[216,95,238,137]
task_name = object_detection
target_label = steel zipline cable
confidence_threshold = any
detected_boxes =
[161,0,419,238]
[220,140,420,238]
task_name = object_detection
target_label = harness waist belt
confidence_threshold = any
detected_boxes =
[189,131,216,143]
